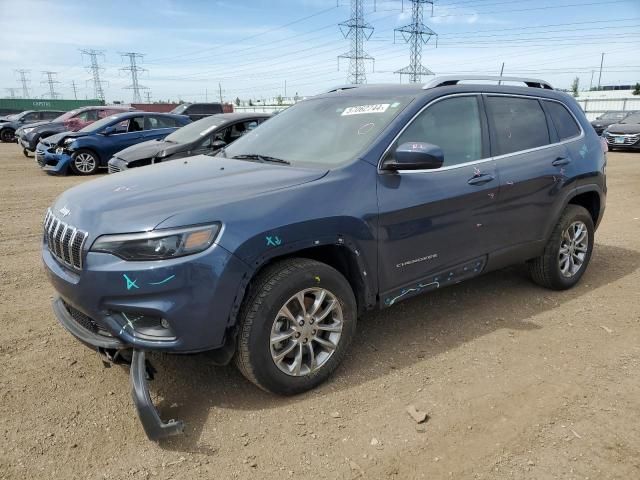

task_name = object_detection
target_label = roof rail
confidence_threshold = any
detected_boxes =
[324,84,366,93]
[423,75,553,90]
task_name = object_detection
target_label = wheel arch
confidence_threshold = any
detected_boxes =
[566,186,603,229]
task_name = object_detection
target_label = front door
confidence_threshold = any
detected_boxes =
[377,94,499,305]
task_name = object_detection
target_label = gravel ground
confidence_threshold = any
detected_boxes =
[0,144,638,480]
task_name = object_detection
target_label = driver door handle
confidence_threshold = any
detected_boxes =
[467,174,495,186]
[552,156,571,166]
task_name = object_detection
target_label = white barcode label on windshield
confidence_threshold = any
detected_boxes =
[341,104,390,116]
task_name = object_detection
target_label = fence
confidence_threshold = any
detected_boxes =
[576,97,640,120]
[234,105,289,114]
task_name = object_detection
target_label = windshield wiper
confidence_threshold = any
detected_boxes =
[231,154,290,165]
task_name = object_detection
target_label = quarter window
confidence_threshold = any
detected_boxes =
[392,96,483,167]
[544,101,581,141]
[486,96,550,156]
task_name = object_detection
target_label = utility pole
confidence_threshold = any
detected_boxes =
[120,52,148,103]
[80,49,107,101]
[498,62,505,84]
[5,88,20,99]
[394,0,436,83]
[15,70,31,98]
[70,80,79,100]
[284,80,287,98]
[597,52,604,90]
[338,0,374,84]
[41,71,61,99]
[145,91,152,103]
[218,83,223,103]
[589,70,594,90]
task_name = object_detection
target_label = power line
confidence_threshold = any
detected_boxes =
[120,52,148,103]
[70,80,78,100]
[15,70,31,98]
[80,49,107,102]
[394,0,437,83]
[339,0,375,84]
[41,71,61,99]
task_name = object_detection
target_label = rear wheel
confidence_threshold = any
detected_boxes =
[22,148,30,158]
[527,205,594,290]
[235,258,357,395]
[70,149,99,175]
[0,128,15,143]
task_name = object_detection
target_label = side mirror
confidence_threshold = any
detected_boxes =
[211,140,226,150]
[383,142,444,171]
[102,125,117,136]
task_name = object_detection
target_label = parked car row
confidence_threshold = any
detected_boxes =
[0,110,64,143]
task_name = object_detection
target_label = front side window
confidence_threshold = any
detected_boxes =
[23,112,40,121]
[388,95,483,168]
[145,116,177,130]
[544,101,580,141]
[487,96,550,156]
[129,117,144,132]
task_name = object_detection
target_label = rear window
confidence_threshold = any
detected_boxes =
[487,96,550,156]
[544,101,580,141]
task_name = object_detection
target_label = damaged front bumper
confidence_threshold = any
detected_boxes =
[54,297,185,440]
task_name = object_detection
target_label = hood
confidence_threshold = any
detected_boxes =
[30,121,65,135]
[114,139,183,163]
[591,119,619,128]
[42,130,90,146]
[51,155,328,236]
[606,123,640,134]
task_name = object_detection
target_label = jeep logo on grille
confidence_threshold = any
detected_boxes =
[59,206,71,217]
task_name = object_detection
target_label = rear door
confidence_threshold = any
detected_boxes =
[144,116,179,140]
[377,94,500,303]
[486,95,573,247]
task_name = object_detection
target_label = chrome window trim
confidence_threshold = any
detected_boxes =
[379,92,585,174]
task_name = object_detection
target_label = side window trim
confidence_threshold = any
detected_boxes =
[378,93,489,172]
[482,93,585,160]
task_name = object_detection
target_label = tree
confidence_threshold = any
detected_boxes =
[248,99,253,106]
[571,77,580,98]
[235,96,241,106]
[633,83,640,96]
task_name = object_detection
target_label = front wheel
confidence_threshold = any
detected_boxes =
[70,149,99,175]
[0,128,15,143]
[23,148,31,158]
[527,205,594,290]
[235,258,357,395]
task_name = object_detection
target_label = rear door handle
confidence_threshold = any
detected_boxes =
[552,157,571,166]
[467,174,495,186]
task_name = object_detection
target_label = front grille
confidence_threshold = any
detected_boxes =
[62,300,112,337]
[35,149,46,167]
[108,163,121,174]
[605,134,639,146]
[43,208,88,270]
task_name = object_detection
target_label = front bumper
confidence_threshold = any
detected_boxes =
[604,133,640,149]
[108,157,129,174]
[20,134,39,152]
[36,143,72,174]
[44,239,249,353]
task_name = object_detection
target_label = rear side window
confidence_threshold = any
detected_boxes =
[487,96,550,156]
[393,95,483,167]
[145,116,178,129]
[544,101,581,141]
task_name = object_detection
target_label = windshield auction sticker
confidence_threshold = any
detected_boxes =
[341,104,390,116]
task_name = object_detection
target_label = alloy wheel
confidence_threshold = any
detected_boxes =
[74,153,96,173]
[558,221,588,278]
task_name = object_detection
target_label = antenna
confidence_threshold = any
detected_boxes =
[338,0,374,84]
[394,0,437,83]
[80,49,107,101]
[120,52,148,103]
[15,70,31,98]
[41,71,61,99]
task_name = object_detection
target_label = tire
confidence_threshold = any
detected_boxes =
[0,128,15,143]
[235,258,357,395]
[70,149,99,175]
[22,148,31,158]
[527,205,594,290]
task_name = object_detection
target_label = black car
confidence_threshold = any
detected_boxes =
[108,112,270,172]
[602,111,640,150]
[590,111,636,136]
[0,110,64,142]
[170,102,224,121]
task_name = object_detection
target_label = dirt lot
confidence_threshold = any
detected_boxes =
[0,143,638,480]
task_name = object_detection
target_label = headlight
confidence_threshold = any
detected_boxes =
[23,127,35,134]
[64,138,75,146]
[90,224,220,260]
[56,147,64,155]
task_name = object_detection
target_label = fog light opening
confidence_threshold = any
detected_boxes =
[116,311,176,341]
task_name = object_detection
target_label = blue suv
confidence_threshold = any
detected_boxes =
[36,111,191,175]
[42,76,606,440]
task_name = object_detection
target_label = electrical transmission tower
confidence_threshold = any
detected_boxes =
[120,52,148,103]
[41,71,61,99]
[144,91,152,103]
[5,88,20,99]
[394,0,437,83]
[80,49,107,101]
[338,0,374,84]
[70,80,78,100]
[15,70,31,98]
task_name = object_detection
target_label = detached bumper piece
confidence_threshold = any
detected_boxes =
[130,349,185,441]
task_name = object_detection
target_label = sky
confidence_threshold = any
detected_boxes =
[1,0,639,103]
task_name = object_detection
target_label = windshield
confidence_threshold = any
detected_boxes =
[170,104,189,114]
[164,117,226,144]
[55,109,81,122]
[621,113,640,124]
[599,112,627,120]
[5,113,20,121]
[79,115,122,133]
[223,95,413,167]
